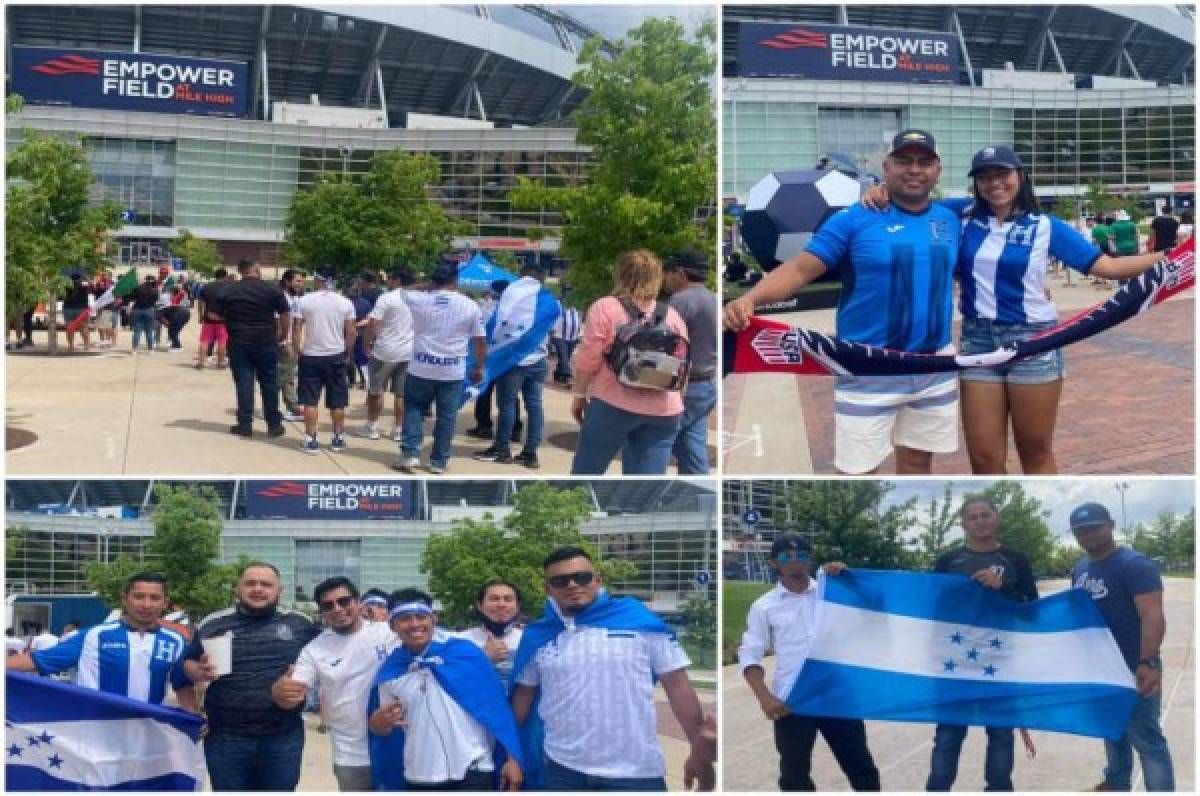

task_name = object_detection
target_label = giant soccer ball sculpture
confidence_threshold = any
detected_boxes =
[740,168,864,271]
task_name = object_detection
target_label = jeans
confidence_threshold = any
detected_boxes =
[130,308,156,350]
[551,337,578,382]
[1103,692,1175,791]
[406,769,494,791]
[203,724,305,791]
[496,359,547,454]
[670,380,716,474]
[402,374,462,467]
[166,313,189,349]
[926,724,1013,791]
[774,714,880,791]
[228,341,282,429]
[543,757,666,792]
[572,398,681,475]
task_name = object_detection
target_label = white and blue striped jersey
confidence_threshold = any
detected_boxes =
[31,620,191,705]
[955,204,1102,323]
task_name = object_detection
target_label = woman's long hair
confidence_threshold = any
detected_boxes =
[968,167,1041,220]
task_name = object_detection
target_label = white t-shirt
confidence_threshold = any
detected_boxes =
[516,621,690,778]
[367,289,415,363]
[404,290,485,381]
[454,624,524,689]
[283,293,301,345]
[291,621,397,766]
[296,290,356,357]
[380,633,494,784]
[29,632,60,652]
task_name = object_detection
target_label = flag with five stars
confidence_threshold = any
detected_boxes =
[784,569,1137,740]
[6,671,204,791]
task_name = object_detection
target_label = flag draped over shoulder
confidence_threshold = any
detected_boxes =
[726,238,1194,377]
[68,270,139,335]
[785,570,1138,740]
[461,278,560,405]
[367,636,524,790]
[5,671,206,791]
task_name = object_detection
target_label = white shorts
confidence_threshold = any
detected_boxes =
[833,370,959,474]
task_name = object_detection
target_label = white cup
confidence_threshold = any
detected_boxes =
[200,632,233,677]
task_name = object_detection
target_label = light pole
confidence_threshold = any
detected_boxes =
[1114,482,1131,541]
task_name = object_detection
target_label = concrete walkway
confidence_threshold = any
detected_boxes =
[722,577,1195,792]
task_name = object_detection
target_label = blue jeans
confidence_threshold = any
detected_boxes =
[572,398,681,475]
[1103,692,1175,791]
[543,757,666,792]
[926,724,1013,791]
[496,359,547,454]
[402,374,461,467]
[228,341,281,428]
[130,308,156,350]
[551,338,577,382]
[670,380,716,474]
[204,723,305,791]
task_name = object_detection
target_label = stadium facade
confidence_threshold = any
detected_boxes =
[723,5,1195,212]
[5,480,717,615]
[5,5,610,267]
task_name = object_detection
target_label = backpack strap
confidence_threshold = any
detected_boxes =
[617,296,645,322]
[650,301,669,325]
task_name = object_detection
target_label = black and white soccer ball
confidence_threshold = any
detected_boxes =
[740,169,863,271]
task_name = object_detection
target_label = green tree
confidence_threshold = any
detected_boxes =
[6,130,122,353]
[1053,195,1080,225]
[284,150,462,280]
[780,481,918,569]
[511,17,716,308]
[1044,541,1084,578]
[914,483,959,569]
[976,482,1055,574]
[1086,179,1119,220]
[420,483,636,626]
[680,593,716,667]
[6,526,27,561]
[169,228,222,277]
[1132,510,1194,572]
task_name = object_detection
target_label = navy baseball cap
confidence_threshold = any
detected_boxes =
[431,262,458,286]
[314,267,336,285]
[889,129,938,158]
[1069,502,1114,530]
[770,534,812,559]
[969,145,1024,176]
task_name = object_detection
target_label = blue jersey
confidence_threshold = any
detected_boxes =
[956,204,1102,323]
[1071,547,1163,672]
[806,202,959,352]
[32,620,191,705]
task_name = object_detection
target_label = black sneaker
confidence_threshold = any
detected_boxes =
[514,451,540,469]
[230,424,252,437]
[267,425,286,438]
[466,426,494,440]
[472,446,512,463]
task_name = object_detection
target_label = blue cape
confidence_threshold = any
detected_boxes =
[461,281,560,406]
[367,636,524,790]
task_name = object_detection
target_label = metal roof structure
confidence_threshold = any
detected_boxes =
[5,4,608,126]
[723,5,1195,86]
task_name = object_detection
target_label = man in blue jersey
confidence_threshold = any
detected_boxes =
[7,572,198,712]
[725,130,961,474]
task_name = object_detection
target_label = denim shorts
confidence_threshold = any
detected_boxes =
[959,317,1065,384]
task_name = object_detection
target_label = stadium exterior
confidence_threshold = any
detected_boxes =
[723,5,1195,212]
[5,5,608,268]
[4,480,717,615]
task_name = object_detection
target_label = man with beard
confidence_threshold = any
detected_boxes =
[278,268,306,421]
[270,577,397,791]
[183,562,318,791]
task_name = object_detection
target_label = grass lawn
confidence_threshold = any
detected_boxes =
[723,580,772,664]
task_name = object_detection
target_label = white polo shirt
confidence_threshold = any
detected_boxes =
[296,289,356,357]
[404,290,484,381]
[367,288,414,363]
[454,624,524,688]
[379,632,494,784]
[515,619,690,778]
[737,580,818,700]
[291,621,397,766]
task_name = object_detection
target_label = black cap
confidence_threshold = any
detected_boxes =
[770,534,812,559]
[314,267,336,285]
[664,250,710,279]
[387,266,412,283]
[969,145,1023,176]
[889,129,939,158]
[1069,502,1114,530]
[431,262,458,286]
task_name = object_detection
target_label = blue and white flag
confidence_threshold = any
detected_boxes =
[785,570,1137,740]
[6,671,205,791]
[462,277,560,405]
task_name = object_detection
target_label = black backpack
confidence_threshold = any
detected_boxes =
[605,297,691,391]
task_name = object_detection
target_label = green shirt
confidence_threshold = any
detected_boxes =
[1111,219,1139,255]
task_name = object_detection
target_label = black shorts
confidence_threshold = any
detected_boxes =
[298,354,350,409]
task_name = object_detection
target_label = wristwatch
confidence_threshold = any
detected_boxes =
[1138,656,1163,671]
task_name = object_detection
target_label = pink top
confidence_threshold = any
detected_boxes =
[574,295,687,417]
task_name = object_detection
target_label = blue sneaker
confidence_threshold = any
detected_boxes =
[301,435,319,455]
[330,435,347,452]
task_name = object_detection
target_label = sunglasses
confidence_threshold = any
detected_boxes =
[318,595,357,612]
[547,571,596,589]
[775,552,810,564]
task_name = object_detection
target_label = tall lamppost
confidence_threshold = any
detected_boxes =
[1114,482,1131,541]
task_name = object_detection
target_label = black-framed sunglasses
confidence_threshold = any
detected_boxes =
[318,595,357,612]
[547,571,595,589]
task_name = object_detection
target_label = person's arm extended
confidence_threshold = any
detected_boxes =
[291,316,304,358]
[1133,590,1167,697]
[343,315,357,355]
[276,310,291,344]
[660,669,717,791]
[363,317,380,353]
[470,335,486,383]
[1090,251,1164,280]
[510,683,537,726]
[723,253,829,331]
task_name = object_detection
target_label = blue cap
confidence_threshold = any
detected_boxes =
[889,129,938,158]
[1069,502,1114,530]
[969,145,1023,176]
[770,534,812,559]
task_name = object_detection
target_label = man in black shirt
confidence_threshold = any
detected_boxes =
[207,259,291,438]
[926,496,1037,792]
[183,562,319,791]
[1148,210,1180,253]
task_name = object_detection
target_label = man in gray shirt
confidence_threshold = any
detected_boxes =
[663,250,717,474]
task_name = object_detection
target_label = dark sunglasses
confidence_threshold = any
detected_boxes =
[547,571,595,589]
[318,595,357,612]
[775,552,810,564]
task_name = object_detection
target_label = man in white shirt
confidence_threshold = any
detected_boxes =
[293,269,357,455]
[271,577,397,792]
[738,534,880,791]
[360,267,414,441]
[277,269,306,422]
[398,263,486,474]
[28,625,60,653]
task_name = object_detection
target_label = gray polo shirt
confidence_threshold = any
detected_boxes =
[668,283,717,379]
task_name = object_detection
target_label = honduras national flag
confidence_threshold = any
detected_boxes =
[785,570,1137,740]
[462,277,560,405]
[6,671,205,791]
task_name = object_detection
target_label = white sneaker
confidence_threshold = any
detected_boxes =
[358,424,381,440]
[282,410,303,422]
[394,455,420,473]
[390,427,404,442]
[427,463,446,475]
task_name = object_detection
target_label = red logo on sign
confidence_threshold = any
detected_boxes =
[31,53,100,76]
[758,28,829,50]
[257,481,307,498]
